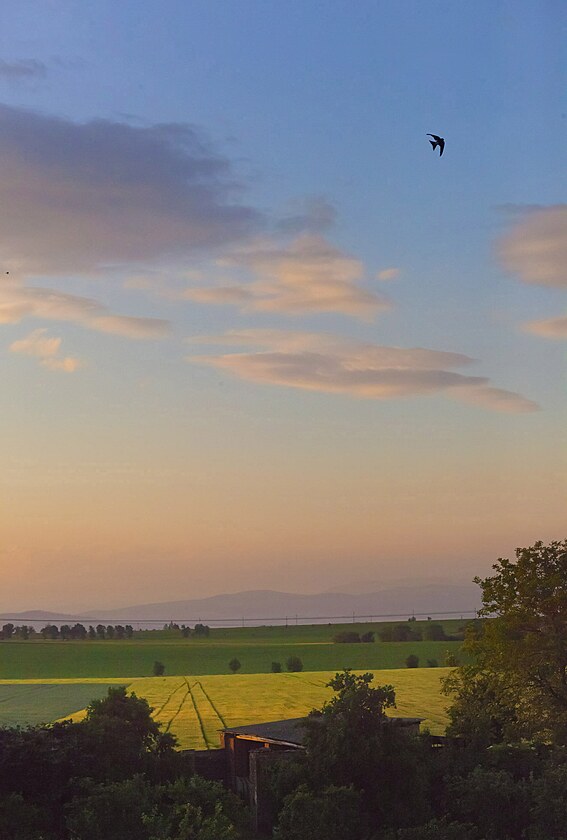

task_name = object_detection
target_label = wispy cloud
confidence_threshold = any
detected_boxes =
[523,316,567,340]
[186,234,390,319]
[0,104,259,275]
[498,205,567,341]
[0,277,170,339]
[498,205,567,289]
[0,59,47,82]
[188,329,538,412]
[376,268,400,281]
[9,328,81,372]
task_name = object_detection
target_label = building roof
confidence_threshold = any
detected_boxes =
[222,717,309,747]
[221,714,424,747]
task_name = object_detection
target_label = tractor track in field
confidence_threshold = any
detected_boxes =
[153,679,186,717]
[192,679,227,728]
[163,682,193,735]
[184,678,209,748]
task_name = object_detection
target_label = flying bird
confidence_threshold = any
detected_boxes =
[427,134,445,156]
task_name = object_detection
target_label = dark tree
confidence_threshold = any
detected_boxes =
[229,658,241,673]
[271,661,282,673]
[152,661,165,676]
[286,656,303,672]
[445,539,567,744]
[406,654,419,668]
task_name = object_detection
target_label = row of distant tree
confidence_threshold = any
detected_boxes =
[0,622,213,641]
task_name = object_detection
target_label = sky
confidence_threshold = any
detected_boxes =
[0,1,565,613]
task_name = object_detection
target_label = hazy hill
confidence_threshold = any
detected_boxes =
[87,584,481,623]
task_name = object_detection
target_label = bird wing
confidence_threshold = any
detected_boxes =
[439,139,445,156]
[427,134,441,142]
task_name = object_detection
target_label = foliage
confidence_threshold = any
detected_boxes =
[446,539,567,744]
[333,631,361,643]
[361,631,375,643]
[302,671,431,831]
[426,659,438,668]
[271,661,282,672]
[405,655,419,668]
[422,624,447,642]
[153,661,166,676]
[384,818,480,840]
[65,775,248,840]
[274,784,366,840]
[228,658,241,673]
[286,656,303,672]
[379,624,423,642]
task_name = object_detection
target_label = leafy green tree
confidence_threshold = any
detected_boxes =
[153,660,165,676]
[286,656,303,672]
[446,539,567,744]
[228,658,241,673]
[271,661,282,672]
[303,671,431,830]
[274,784,366,840]
[405,654,419,668]
[422,623,447,641]
[333,631,361,643]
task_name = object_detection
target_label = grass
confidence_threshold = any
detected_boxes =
[0,682,124,728]
[0,636,464,679]
[58,668,452,749]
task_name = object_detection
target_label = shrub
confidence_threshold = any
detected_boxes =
[361,631,375,643]
[286,656,303,672]
[333,632,361,644]
[274,784,366,840]
[444,652,460,667]
[271,661,282,673]
[405,654,419,668]
[228,658,241,674]
[422,623,447,641]
[152,661,165,676]
[426,659,438,668]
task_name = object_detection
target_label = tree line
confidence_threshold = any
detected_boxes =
[0,622,213,641]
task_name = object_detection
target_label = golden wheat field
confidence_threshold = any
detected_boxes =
[60,668,452,749]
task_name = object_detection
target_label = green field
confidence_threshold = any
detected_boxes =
[47,668,451,748]
[0,620,465,679]
[0,681,124,727]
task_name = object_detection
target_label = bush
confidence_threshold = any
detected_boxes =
[286,656,303,672]
[333,632,361,644]
[405,655,419,668]
[152,661,165,676]
[271,661,282,673]
[228,658,241,674]
[274,784,366,840]
[426,659,438,668]
[444,652,460,667]
[379,624,422,642]
[361,631,375,643]
[422,623,447,642]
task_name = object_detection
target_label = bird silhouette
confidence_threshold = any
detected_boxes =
[427,134,445,156]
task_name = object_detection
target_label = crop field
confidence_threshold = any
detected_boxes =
[0,681,125,727]
[0,637,464,679]
[61,668,452,748]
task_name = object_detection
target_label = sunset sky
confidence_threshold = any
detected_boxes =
[1,1,565,613]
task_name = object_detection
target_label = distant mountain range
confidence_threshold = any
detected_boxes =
[1,584,480,626]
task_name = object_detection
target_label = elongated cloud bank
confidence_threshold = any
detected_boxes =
[187,234,390,319]
[188,329,538,412]
[0,104,258,275]
[0,277,170,339]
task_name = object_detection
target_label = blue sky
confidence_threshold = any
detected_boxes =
[0,1,565,611]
